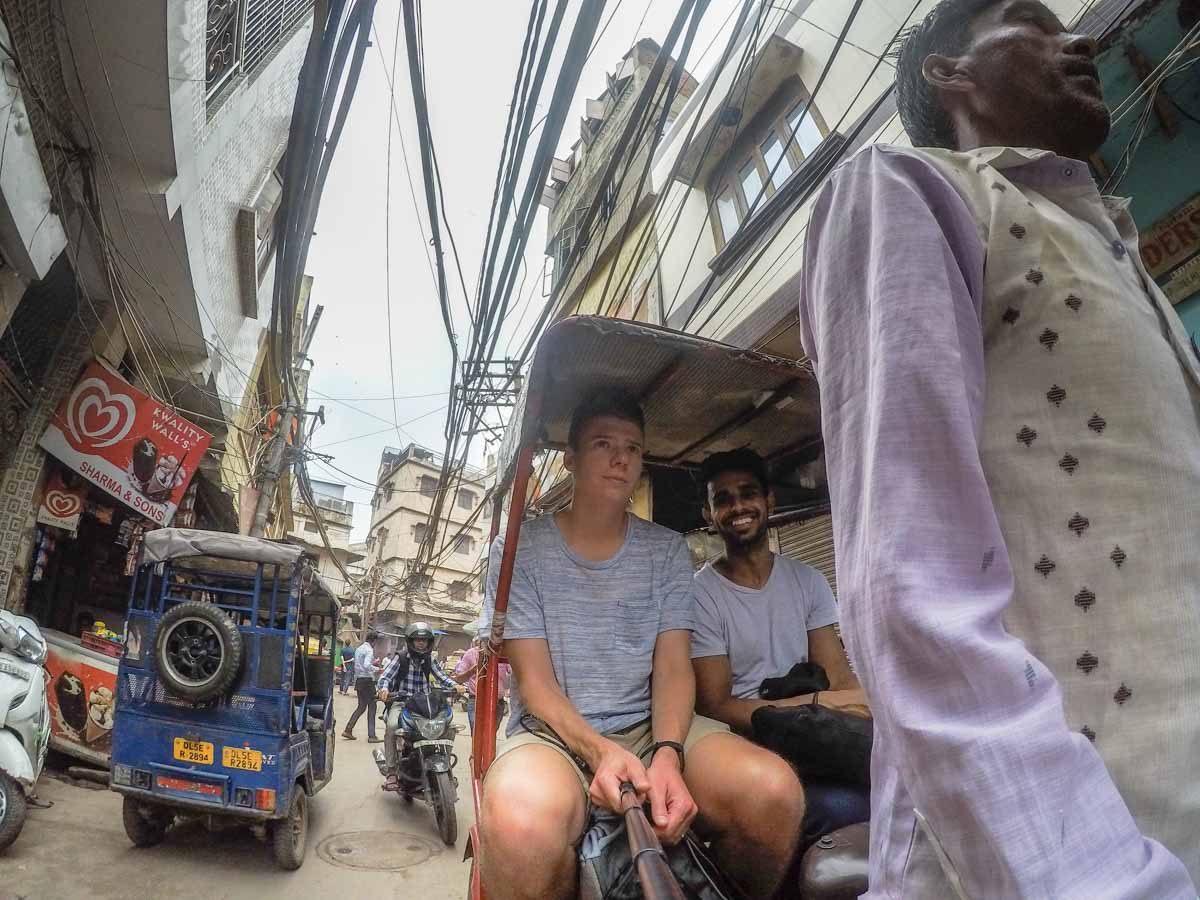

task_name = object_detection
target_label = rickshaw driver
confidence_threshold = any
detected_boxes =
[478,388,805,900]
[376,621,460,791]
[691,448,867,735]
[800,0,1199,895]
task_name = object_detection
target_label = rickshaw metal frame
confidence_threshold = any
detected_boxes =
[466,316,820,899]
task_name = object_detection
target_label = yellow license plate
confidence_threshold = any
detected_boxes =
[173,738,213,765]
[221,747,263,772]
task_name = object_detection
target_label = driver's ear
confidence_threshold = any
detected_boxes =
[701,501,713,527]
[922,53,975,94]
[563,445,576,474]
[766,489,776,516]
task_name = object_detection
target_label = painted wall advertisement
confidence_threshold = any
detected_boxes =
[44,631,118,768]
[38,361,212,525]
[1139,193,1200,306]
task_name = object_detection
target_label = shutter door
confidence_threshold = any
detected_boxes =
[777,513,837,596]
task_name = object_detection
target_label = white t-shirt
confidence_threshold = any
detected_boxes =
[691,555,839,701]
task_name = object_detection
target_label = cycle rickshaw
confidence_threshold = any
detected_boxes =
[466,316,869,899]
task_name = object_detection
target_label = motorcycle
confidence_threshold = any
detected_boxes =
[0,609,49,852]
[373,688,459,846]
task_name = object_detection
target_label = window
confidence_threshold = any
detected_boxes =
[412,522,428,543]
[449,581,469,604]
[411,574,431,593]
[454,535,474,555]
[419,475,439,498]
[708,85,828,246]
[385,482,395,501]
[304,520,319,534]
[457,489,476,510]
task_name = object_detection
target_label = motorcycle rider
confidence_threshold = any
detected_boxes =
[376,622,459,791]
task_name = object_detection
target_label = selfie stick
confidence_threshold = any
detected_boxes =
[619,782,687,900]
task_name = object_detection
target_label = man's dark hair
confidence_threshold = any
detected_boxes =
[700,448,770,498]
[895,0,1000,149]
[567,386,645,449]
[365,630,378,643]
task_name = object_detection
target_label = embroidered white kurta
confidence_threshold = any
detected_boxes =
[800,144,1200,898]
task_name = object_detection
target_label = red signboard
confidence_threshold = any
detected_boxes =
[38,361,212,525]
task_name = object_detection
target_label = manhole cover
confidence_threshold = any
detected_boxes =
[317,831,440,870]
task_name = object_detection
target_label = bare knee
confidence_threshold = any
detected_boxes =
[479,747,585,889]
[691,736,805,836]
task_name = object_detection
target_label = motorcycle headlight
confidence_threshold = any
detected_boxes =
[417,714,448,740]
[15,627,46,665]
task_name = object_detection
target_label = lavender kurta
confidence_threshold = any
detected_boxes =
[799,145,1199,899]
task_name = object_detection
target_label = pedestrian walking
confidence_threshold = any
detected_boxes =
[342,630,382,742]
[452,636,510,736]
[339,639,355,694]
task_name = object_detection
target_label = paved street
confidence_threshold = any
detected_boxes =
[1,692,494,899]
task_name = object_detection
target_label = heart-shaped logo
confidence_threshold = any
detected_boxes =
[65,377,135,449]
[45,489,82,518]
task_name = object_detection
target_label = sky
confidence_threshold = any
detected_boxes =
[303,1,743,540]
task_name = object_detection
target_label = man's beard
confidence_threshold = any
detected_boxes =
[719,518,768,549]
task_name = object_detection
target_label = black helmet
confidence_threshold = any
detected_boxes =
[405,621,435,658]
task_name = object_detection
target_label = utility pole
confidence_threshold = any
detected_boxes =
[249,306,323,538]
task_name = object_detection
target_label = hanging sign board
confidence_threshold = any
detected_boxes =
[1139,193,1200,305]
[39,361,212,525]
[36,469,86,533]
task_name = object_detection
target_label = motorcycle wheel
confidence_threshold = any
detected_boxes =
[0,772,28,852]
[270,788,308,870]
[431,770,457,846]
[121,797,168,848]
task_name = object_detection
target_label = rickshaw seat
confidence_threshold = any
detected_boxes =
[798,823,869,899]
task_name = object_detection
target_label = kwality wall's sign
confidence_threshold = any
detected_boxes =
[1139,193,1200,306]
[39,361,212,525]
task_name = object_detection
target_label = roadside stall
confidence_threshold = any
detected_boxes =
[23,360,212,767]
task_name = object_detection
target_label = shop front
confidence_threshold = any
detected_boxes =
[22,360,213,767]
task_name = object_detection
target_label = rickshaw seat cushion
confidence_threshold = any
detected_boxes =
[798,822,870,900]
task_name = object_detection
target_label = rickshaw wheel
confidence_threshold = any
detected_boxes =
[432,771,457,846]
[122,797,168,848]
[271,788,308,870]
[154,601,244,702]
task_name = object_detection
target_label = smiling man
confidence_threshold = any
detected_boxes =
[478,388,804,900]
[691,448,864,734]
[799,0,1200,897]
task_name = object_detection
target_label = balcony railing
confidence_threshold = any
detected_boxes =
[207,0,316,102]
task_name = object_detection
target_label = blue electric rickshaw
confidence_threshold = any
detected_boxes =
[110,529,338,869]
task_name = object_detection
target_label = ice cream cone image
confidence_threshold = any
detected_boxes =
[86,686,114,745]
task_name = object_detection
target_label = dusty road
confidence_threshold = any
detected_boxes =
[1,691,499,900]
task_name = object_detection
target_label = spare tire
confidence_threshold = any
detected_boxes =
[155,601,244,701]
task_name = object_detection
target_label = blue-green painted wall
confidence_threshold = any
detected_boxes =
[1095,0,1200,343]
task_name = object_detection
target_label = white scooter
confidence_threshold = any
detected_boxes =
[0,608,49,851]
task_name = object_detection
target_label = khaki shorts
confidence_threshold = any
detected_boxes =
[495,715,730,795]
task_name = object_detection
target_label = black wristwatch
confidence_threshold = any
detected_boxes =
[649,740,685,773]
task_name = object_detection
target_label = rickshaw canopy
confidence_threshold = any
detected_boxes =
[495,316,822,492]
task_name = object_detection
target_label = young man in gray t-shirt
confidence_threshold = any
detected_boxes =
[691,448,867,735]
[479,389,804,900]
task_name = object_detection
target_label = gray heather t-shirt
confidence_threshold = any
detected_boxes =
[691,556,838,701]
[485,514,696,737]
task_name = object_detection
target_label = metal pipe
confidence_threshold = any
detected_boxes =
[620,783,687,900]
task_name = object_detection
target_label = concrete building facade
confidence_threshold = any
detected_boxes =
[364,444,488,651]
[0,0,318,610]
